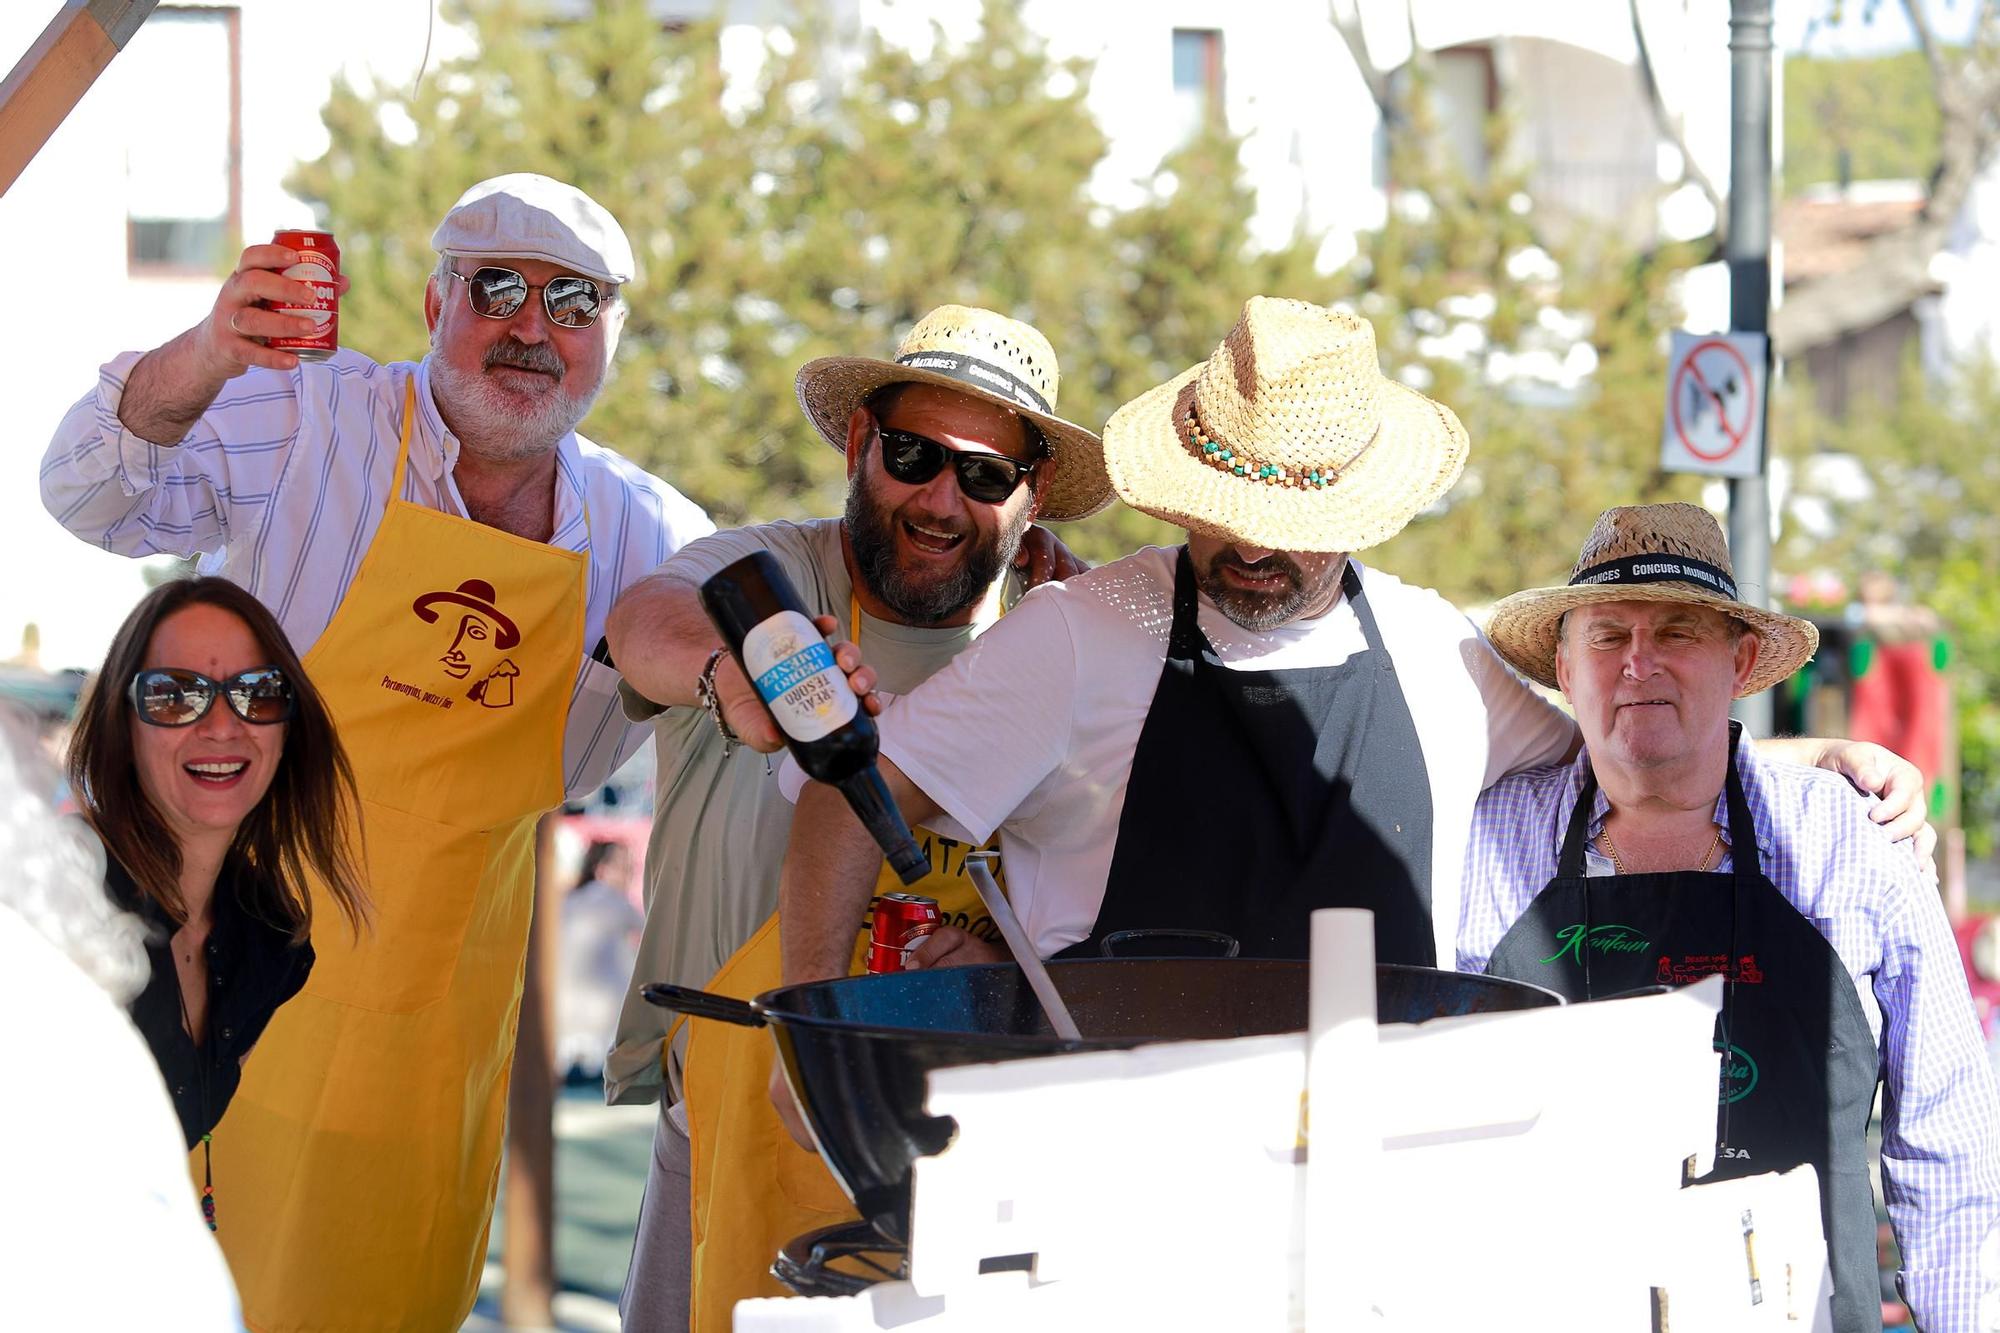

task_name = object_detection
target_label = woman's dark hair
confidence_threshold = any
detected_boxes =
[66,577,368,942]
[578,839,625,886]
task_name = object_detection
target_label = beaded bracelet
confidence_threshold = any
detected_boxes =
[695,648,742,756]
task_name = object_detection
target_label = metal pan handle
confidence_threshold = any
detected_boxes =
[640,982,767,1027]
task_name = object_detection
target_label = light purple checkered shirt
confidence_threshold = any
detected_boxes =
[41,349,713,799]
[1460,731,2000,1329]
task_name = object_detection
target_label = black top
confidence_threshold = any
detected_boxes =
[109,855,314,1149]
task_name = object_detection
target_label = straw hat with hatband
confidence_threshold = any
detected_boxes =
[795,305,1112,523]
[1484,502,1819,698]
[1101,296,1470,554]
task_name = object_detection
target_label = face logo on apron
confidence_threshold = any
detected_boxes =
[411,578,524,706]
[1537,921,1651,966]
[1715,1040,1760,1104]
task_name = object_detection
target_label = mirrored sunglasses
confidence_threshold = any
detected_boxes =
[445,266,605,329]
[127,667,296,728]
[875,427,1037,505]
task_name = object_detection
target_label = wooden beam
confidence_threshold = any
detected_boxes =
[0,0,158,198]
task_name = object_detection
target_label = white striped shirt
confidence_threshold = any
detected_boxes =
[1460,733,2000,1329]
[41,349,713,799]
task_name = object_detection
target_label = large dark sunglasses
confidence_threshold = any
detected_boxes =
[875,427,1038,505]
[127,667,296,728]
[445,266,605,329]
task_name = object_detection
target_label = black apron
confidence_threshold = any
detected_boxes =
[1061,548,1436,964]
[1483,728,1882,1331]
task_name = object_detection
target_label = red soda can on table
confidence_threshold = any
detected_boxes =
[867,892,942,974]
[267,229,339,361]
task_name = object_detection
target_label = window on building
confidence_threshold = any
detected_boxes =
[1431,45,1497,184]
[123,7,240,273]
[1171,28,1224,143]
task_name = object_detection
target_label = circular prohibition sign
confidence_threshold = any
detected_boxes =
[1669,338,1757,463]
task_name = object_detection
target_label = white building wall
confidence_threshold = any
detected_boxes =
[0,2,448,672]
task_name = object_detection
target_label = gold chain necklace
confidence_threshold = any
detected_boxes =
[1599,825,1722,875]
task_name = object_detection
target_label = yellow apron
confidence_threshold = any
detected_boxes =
[209,378,586,1332]
[684,600,1009,1331]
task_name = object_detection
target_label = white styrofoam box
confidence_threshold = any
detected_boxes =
[1646,1166,1834,1332]
[904,978,1730,1330]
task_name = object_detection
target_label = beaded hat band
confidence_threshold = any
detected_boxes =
[1101,297,1469,554]
[1183,404,1379,490]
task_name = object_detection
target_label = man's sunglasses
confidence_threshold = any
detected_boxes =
[875,427,1038,505]
[127,667,296,728]
[444,266,606,329]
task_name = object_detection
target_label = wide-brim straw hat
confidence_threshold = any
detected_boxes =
[795,305,1112,523]
[1485,502,1819,698]
[1101,297,1469,554]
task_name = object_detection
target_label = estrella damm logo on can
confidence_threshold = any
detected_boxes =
[867,892,942,974]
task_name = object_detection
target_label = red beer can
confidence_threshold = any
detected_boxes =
[867,892,942,974]
[267,229,339,361]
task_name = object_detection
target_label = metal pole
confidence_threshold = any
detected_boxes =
[1727,0,1775,735]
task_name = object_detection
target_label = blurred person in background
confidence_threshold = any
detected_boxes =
[66,578,368,1226]
[0,707,244,1330]
[557,838,642,1083]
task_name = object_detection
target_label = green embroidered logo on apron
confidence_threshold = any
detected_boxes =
[1538,922,1651,966]
[1716,1041,1760,1104]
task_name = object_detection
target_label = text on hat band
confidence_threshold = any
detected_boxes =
[1568,553,1740,601]
[894,350,1051,416]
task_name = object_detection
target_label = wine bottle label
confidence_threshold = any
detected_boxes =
[742,610,858,742]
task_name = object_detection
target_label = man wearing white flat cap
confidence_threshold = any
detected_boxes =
[41,173,712,1330]
[775,300,1933,1108]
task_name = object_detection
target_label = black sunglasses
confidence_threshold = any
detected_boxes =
[445,266,606,329]
[127,667,296,728]
[874,427,1038,505]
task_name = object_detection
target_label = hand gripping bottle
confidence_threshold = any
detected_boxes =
[701,551,927,885]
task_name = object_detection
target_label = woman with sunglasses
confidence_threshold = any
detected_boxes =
[66,577,367,1229]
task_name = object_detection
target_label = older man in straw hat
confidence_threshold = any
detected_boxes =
[603,304,1105,1327]
[1461,503,2000,1333]
[41,173,713,1330]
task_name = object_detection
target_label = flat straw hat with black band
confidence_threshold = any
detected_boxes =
[795,305,1112,523]
[1102,296,1470,554]
[1484,502,1819,698]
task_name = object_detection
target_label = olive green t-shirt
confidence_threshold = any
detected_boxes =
[603,518,1006,1104]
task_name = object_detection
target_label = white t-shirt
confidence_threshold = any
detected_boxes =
[789,546,1577,963]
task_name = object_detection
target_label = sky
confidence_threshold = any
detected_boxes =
[1779,0,1963,57]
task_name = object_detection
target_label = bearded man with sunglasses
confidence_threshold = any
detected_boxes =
[40,174,712,1332]
[600,305,1109,1328]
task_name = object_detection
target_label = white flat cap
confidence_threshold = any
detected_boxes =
[431,173,634,286]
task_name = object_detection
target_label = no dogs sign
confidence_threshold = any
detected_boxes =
[1659,331,1767,478]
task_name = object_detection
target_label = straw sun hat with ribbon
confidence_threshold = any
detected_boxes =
[1484,502,1819,698]
[1102,296,1469,554]
[795,305,1112,523]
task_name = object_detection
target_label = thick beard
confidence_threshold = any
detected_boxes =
[428,332,594,461]
[1196,549,1340,631]
[844,465,1030,625]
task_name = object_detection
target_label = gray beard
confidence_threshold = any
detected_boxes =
[1196,550,1341,632]
[428,337,593,460]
